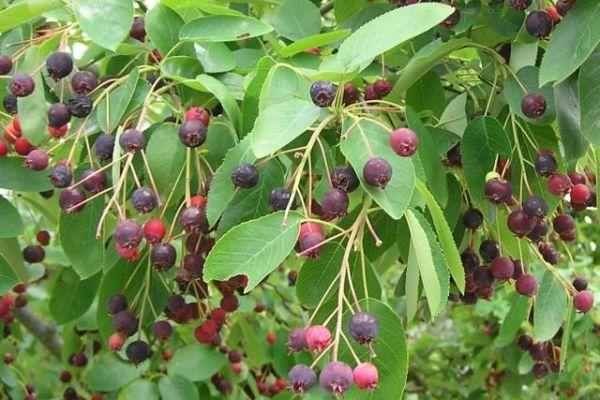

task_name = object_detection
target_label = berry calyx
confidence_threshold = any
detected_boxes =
[288,364,317,394]
[363,157,392,188]
[310,80,337,107]
[349,312,378,344]
[231,163,259,188]
[353,362,379,390]
[305,325,331,352]
[143,218,166,244]
[319,361,353,395]
[516,274,538,297]
[389,127,419,157]
[297,222,325,258]
[574,290,594,313]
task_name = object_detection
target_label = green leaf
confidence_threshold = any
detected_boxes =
[533,270,568,342]
[194,42,236,73]
[241,57,275,135]
[340,117,415,220]
[158,375,198,400]
[167,344,227,382]
[556,74,587,162]
[258,64,313,110]
[336,4,455,72]
[0,157,53,192]
[267,0,321,41]
[146,4,184,56]
[0,196,23,238]
[17,48,48,146]
[196,74,242,132]
[161,56,203,80]
[84,354,141,392]
[341,299,408,400]
[59,199,105,279]
[119,379,159,400]
[204,119,237,168]
[405,209,441,317]
[335,0,368,23]
[415,181,464,293]
[204,212,302,291]
[206,136,255,226]
[462,117,511,206]
[180,15,273,42]
[73,0,134,51]
[578,48,600,147]
[49,269,101,324]
[406,71,445,118]
[405,246,420,322]
[97,69,139,134]
[279,30,350,58]
[0,254,18,294]
[539,0,600,86]
[496,293,531,347]
[0,0,62,33]
[145,123,186,196]
[0,238,28,283]
[438,93,468,137]
[503,66,556,125]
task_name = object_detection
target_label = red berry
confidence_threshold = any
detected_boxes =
[220,294,239,312]
[547,173,572,196]
[353,362,379,390]
[115,243,140,262]
[0,140,7,156]
[36,230,50,246]
[507,209,537,237]
[373,79,392,98]
[266,331,277,345]
[574,290,594,313]
[195,320,219,344]
[190,195,207,208]
[48,124,68,139]
[185,107,210,126]
[297,222,325,258]
[143,218,166,244]
[516,274,538,297]
[210,308,227,327]
[14,137,33,155]
[571,184,591,205]
[490,257,515,280]
[305,325,331,352]
[546,6,561,23]
[108,332,126,351]
[389,128,419,157]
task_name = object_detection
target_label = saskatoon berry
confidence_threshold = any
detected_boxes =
[353,362,379,390]
[220,294,239,312]
[319,361,354,395]
[0,141,7,157]
[63,388,77,400]
[152,320,172,341]
[521,93,546,119]
[445,143,461,166]
[389,128,419,157]
[568,171,586,185]
[321,188,349,219]
[349,312,378,344]
[119,129,145,152]
[363,84,378,101]
[479,239,500,262]
[462,208,483,230]
[363,157,392,188]
[574,290,594,313]
[474,266,494,288]
[67,95,92,118]
[288,328,307,352]
[523,196,548,218]
[59,188,86,213]
[556,0,574,16]
[94,134,115,161]
[47,103,71,128]
[535,152,557,177]
[571,184,591,205]
[231,163,259,188]
[25,149,49,171]
[0,55,12,74]
[144,218,166,244]
[194,320,218,344]
[107,294,127,315]
[553,214,575,235]
[3,94,17,114]
[305,325,331,352]
[517,334,533,351]
[112,310,138,336]
[527,219,548,242]
[71,71,97,95]
[22,245,45,263]
[547,173,572,196]
[10,73,35,97]
[510,0,532,10]
[59,371,72,383]
[108,332,125,352]
[48,125,68,139]
[538,242,560,265]
[289,364,317,394]
[516,274,538,297]
[185,106,210,126]
[373,79,392,98]
[126,340,151,364]
[342,83,359,106]
[46,52,73,80]
[310,80,337,107]
[180,206,207,233]
[484,178,512,204]
[131,187,157,213]
[525,11,554,38]
[297,222,325,258]
[228,350,242,363]
[80,169,106,194]
[490,257,515,280]
[573,277,588,292]
[507,209,537,237]
[179,119,207,148]
[532,362,549,379]
[270,187,294,211]
[14,137,32,155]
[114,220,143,249]
[331,165,359,193]
[150,243,176,271]
[36,230,50,246]
[461,249,480,272]
[129,17,146,41]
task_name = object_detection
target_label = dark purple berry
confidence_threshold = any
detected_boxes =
[535,152,557,177]
[180,206,207,233]
[461,249,480,272]
[107,294,128,315]
[152,320,172,341]
[310,80,337,107]
[25,150,49,171]
[319,361,353,395]
[342,83,359,106]
[71,71,97,94]
[112,310,138,336]
[556,0,574,16]
[119,129,145,152]
[63,387,77,400]
[523,196,548,218]
[289,364,317,394]
[10,74,35,97]
[46,52,73,80]
[527,220,548,242]
[126,340,151,364]
[179,119,207,148]
[516,274,538,296]
[288,328,307,352]
[373,79,392,98]
[67,95,92,118]
[270,187,294,211]
[131,187,157,213]
[47,103,71,128]
[553,214,575,235]
[507,209,537,237]
[114,220,143,248]
[231,163,259,188]
[479,239,500,263]
[510,0,532,10]
[474,266,494,287]
[538,242,560,265]
[462,208,483,230]
[522,93,547,119]
[321,188,349,219]
[331,165,359,193]
[228,350,242,363]
[485,178,512,204]
[349,312,378,344]
[572,277,588,292]
[151,243,176,271]
[3,94,17,114]
[363,157,392,188]
[445,144,461,166]
[532,362,549,379]
[490,257,515,280]
[525,11,553,38]
[517,334,533,351]
[71,352,87,367]
[130,17,146,41]
[94,134,115,161]
[59,188,86,213]
[80,169,106,194]
[166,294,185,314]
[22,245,45,263]
[0,55,12,75]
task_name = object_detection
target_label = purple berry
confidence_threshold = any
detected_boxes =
[321,188,349,219]
[71,71,97,95]
[180,206,207,233]
[574,290,594,313]
[507,209,537,237]
[288,328,307,352]
[289,364,317,394]
[479,239,500,263]
[10,73,35,97]
[47,103,71,128]
[46,52,73,80]
[107,294,128,315]
[270,187,294,211]
[522,93,547,119]
[572,277,588,292]
[114,219,143,248]
[179,119,207,148]
[112,310,138,336]
[342,83,359,106]
[59,188,86,213]
[517,334,533,351]
[527,219,548,242]
[516,274,538,297]
[119,129,145,152]
[490,257,515,280]
[310,81,337,107]
[363,157,392,188]
[3,94,17,114]
[151,243,176,271]
[532,362,549,379]
[525,11,553,39]
[67,95,92,118]
[152,320,172,341]
[94,134,115,161]
[349,312,378,344]
[331,165,359,193]
[538,242,560,265]
[523,196,548,218]
[461,249,480,272]
[319,361,353,395]
[130,17,146,41]
[22,245,45,263]
[462,208,483,230]
[553,214,575,235]
[0,55,12,75]
[231,163,259,188]
[535,152,557,177]
[131,187,157,213]
[485,178,512,204]
[80,169,106,194]
[126,340,151,364]
[25,150,49,171]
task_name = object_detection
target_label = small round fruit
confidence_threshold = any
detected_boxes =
[288,328,307,352]
[363,84,378,101]
[0,141,7,157]
[510,0,532,10]
[389,128,419,157]
[574,290,594,313]
[556,0,574,16]
[150,243,176,271]
[194,320,218,344]
[289,364,317,394]
[108,332,126,351]
[13,137,33,155]
[538,241,560,265]
[130,17,146,41]
[179,206,207,233]
[179,119,207,148]
[310,80,337,107]
[547,173,572,196]
[107,294,127,315]
[46,52,73,80]
[3,94,17,114]
[363,157,392,188]
[373,79,392,98]
[305,325,331,352]
[462,208,483,230]
[131,187,157,213]
[185,106,210,126]
[525,11,554,38]
[532,362,549,379]
[269,187,294,211]
[490,257,515,280]
[353,362,379,390]
[573,277,588,292]
[517,334,533,351]
[461,249,480,272]
[143,218,166,244]
[527,219,549,242]
[67,95,92,118]
[571,184,591,205]
[71,71,97,94]
[342,83,359,106]
[112,310,138,336]
[126,340,151,364]
[523,196,548,218]
[0,55,12,75]
[522,93,547,119]
[25,149,49,171]
[321,188,349,219]
[231,163,259,188]
[59,370,72,383]
[114,219,143,249]
[507,209,537,237]
[119,129,145,152]
[220,294,239,312]
[22,245,45,263]
[10,74,35,97]
[152,320,172,341]
[47,103,71,128]
[516,274,538,297]
[50,164,73,188]
[94,134,115,161]
[331,165,359,193]
[553,214,575,235]
[80,169,106,194]
[319,361,353,395]
[349,312,378,344]
[484,178,512,204]
[535,152,557,177]
[48,125,68,139]
[59,188,86,213]
[297,223,325,258]
[36,230,50,246]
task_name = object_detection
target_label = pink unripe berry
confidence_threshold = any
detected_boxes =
[353,362,379,390]
[305,325,331,352]
[574,290,594,313]
[516,274,538,297]
[389,128,419,157]
[108,332,126,351]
